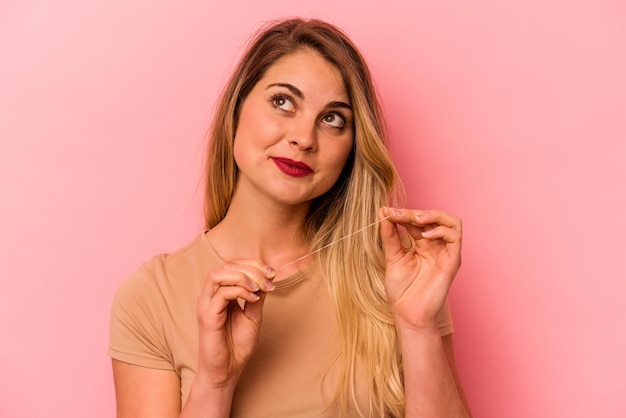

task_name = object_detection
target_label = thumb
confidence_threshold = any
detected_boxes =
[379,207,404,262]
[240,266,275,325]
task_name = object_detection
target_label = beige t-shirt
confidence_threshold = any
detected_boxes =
[108,232,454,416]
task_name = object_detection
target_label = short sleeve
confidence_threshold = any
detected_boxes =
[108,263,175,370]
[436,298,454,337]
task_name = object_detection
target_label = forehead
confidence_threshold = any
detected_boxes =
[259,50,349,102]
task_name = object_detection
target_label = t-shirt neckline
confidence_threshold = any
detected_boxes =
[200,231,312,289]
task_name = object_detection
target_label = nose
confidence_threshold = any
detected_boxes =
[287,117,317,151]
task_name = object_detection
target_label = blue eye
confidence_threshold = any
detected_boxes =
[322,112,345,129]
[271,94,295,112]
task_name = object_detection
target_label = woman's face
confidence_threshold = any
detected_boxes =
[233,49,354,209]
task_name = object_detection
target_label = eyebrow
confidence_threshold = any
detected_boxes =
[265,82,352,111]
[327,101,352,111]
[266,83,304,99]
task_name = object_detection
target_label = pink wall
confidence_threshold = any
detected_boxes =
[1,1,625,416]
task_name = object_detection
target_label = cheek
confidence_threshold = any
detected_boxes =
[324,141,354,178]
[236,114,285,156]
[233,102,268,164]
[335,139,355,166]
[235,102,260,140]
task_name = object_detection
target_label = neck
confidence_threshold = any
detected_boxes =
[206,188,313,273]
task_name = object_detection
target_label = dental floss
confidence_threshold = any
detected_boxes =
[276,216,390,271]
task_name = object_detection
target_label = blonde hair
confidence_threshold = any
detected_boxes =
[204,18,405,417]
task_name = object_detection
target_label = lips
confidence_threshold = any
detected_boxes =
[271,157,313,178]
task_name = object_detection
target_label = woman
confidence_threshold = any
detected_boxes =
[109,18,471,417]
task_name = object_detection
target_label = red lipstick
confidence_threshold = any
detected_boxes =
[271,157,313,178]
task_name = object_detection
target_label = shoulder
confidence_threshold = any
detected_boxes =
[116,232,213,299]
[108,232,214,367]
[110,232,217,333]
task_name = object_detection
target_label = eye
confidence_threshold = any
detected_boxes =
[271,94,295,113]
[322,112,345,129]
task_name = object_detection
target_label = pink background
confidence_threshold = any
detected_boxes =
[1,0,625,417]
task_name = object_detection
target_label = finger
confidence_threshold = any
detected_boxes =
[215,286,261,305]
[228,260,277,290]
[229,259,277,280]
[381,206,426,243]
[421,225,462,245]
[384,208,462,233]
[197,285,261,326]
[198,272,264,315]
[239,286,268,325]
[209,269,263,294]
[415,210,462,232]
[379,207,406,261]
[211,262,276,294]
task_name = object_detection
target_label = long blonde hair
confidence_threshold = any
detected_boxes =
[204,18,405,417]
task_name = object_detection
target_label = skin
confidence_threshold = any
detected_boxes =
[231,50,354,212]
[112,50,471,417]
[380,207,471,417]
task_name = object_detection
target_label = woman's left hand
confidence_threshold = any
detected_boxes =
[379,207,462,331]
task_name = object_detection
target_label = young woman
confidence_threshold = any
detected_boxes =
[109,18,471,417]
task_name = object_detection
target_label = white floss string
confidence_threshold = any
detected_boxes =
[276,216,390,271]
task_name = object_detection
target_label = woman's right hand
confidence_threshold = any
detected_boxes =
[195,259,276,389]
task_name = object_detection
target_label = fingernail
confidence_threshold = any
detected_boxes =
[265,266,276,278]
[393,208,402,216]
[421,229,434,237]
[263,279,275,291]
[249,281,260,291]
